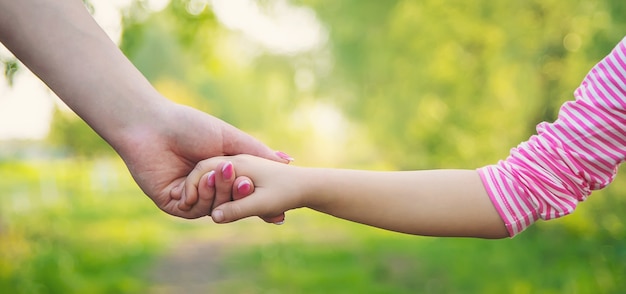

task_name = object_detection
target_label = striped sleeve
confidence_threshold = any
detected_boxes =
[477,37,626,237]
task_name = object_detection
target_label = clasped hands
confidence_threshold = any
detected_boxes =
[114,103,292,224]
[173,156,293,225]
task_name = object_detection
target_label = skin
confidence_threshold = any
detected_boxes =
[0,0,288,219]
[188,155,510,239]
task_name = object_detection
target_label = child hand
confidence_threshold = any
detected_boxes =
[186,155,304,224]
[175,155,289,223]
[197,162,286,224]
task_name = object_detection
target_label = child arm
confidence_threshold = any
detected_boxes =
[302,168,508,238]
[192,155,508,239]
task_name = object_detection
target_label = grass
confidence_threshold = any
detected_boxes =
[1,158,625,293]
[213,216,626,294]
[0,158,187,293]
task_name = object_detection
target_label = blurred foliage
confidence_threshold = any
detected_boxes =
[0,159,166,293]
[47,108,116,158]
[2,0,625,293]
[82,0,94,15]
[293,0,626,169]
[216,219,626,294]
[1,57,18,87]
[1,159,624,293]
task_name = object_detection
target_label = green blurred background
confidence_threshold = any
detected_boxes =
[2,0,626,293]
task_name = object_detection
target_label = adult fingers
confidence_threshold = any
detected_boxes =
[263,214,286,225]
[221,125,294,164]
[178,158,221,212]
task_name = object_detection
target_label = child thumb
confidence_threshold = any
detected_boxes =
[211,198,256,223]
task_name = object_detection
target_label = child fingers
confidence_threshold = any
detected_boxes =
[232,176,255,200]
[232,176,285,224]
[211,196,260,223]
[194,170,216,216]
[211,190,286,224]
[212,161,235,211]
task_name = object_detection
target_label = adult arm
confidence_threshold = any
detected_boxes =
[0,0,290,218]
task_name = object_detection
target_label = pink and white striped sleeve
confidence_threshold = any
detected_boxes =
[477,37,626,237]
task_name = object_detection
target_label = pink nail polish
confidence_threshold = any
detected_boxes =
[276,151,294,162]
[237,180,251,194]
[206,170,216,187]
[222,161,234,179]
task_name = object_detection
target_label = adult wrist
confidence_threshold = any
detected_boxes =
[100,92,174,155]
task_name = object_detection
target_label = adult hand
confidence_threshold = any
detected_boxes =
[0,0,291,219]
[114,102,291,219]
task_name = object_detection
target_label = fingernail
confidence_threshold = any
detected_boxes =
[222,161,233,179]
[237,179,251,194]
[206,170,216,187]
[274,220,285,225]
[212,210,224,223]
[276,151,294,162]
